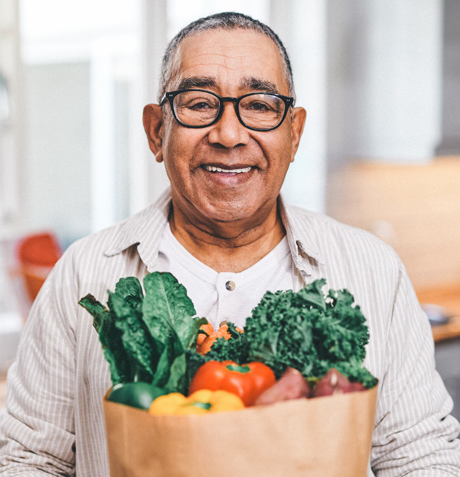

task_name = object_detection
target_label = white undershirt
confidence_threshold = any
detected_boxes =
[155,224,295,330]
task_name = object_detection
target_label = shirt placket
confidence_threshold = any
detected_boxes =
[214,273,240,329]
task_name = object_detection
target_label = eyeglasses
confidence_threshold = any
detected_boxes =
[160,89,294,131]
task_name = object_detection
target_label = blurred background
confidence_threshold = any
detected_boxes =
[0,0,459,414]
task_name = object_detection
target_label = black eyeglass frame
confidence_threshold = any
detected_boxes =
[160,89,294,132]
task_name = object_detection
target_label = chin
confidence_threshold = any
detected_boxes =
[202,202,256,224]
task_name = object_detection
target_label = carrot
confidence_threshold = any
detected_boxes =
[196,323,214,348]
[196,322,243,355]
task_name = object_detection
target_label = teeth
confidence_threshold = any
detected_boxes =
[204,165,252,174]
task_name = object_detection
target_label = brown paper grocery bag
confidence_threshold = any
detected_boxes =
[103,385,377,477]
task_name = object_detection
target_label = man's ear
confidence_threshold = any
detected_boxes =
[143,104,164,163]
[290,107,307,162]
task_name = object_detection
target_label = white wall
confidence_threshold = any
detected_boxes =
[22,62,92,244]
[437,0,460,155]
[327,0,443,169]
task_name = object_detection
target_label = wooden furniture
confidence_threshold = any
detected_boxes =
[416,281,460,342]
[327,157,460,290]
[431,315,460,342]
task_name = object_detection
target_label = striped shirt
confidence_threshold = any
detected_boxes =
[0,188,459,476]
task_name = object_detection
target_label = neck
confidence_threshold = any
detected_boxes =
[169,200,286,273]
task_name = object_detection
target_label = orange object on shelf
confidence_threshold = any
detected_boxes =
[12,232,62,305]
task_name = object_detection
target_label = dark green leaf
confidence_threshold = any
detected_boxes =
[79,294,130,384]
[78,294,108,333]
[142,272,197,350]
[241,279,374,383]
[164,354,187,395]
[108,290,156,382]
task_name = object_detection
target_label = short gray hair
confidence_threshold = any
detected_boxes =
[158,12,295,102]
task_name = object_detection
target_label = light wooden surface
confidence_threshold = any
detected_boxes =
[416,281,460,342]
[327,157,460,290]
[430,315,460,342]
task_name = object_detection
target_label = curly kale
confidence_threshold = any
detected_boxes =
[205,279,376,388]
[205,322,250,363]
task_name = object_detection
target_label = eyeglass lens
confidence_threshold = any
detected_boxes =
[172,91,286,129]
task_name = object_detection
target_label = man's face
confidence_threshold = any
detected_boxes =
[144,28,306,229]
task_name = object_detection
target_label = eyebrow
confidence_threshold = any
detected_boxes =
[177,76,217,90]
[176,75,280,95]
[240,76,279,94]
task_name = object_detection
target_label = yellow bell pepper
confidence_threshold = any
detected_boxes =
[148,389,245,416]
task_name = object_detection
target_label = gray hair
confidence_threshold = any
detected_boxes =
[158,12,295,102]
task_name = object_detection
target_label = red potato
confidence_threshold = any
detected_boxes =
[311,368,365,397]
[349,381,366,392]
[255,367,310,406]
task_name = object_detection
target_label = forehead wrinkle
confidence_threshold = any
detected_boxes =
[168,35,288,95]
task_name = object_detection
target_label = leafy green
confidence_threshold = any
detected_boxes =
[206,322,250,363]
[206,279,376,388]
[79,272,206,393]
[184,349,207,390]
[79,294,130,385]
[142,272,204,351]
[107,278,156,383]
[80,274,377,393]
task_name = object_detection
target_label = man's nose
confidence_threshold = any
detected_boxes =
[207,103,250,148]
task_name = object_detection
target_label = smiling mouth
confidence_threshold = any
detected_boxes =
[202,165,253,174]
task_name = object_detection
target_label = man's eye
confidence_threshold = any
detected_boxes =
[188,101,215,110]
[247,101,270,111]
[243,100,278,113]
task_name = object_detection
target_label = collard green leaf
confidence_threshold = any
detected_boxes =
[79,294,130,384]
[98,318,131,385]
[113,276,144,312]
[164,353,187,394]
[80,272,202,389]
[78,294,108,333]
[108,290,156,382]
[142,272,198,350]
[151,341,174,388]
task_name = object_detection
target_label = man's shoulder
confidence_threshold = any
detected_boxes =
[284,203,400,265]
[65,190,171,263]
[285,202,377,237]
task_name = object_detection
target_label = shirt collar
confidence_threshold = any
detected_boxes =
[103,188,324,275]
[278,195,325,277]
[103,187,171,271]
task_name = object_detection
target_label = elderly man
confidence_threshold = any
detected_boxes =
[1,12,459,476]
